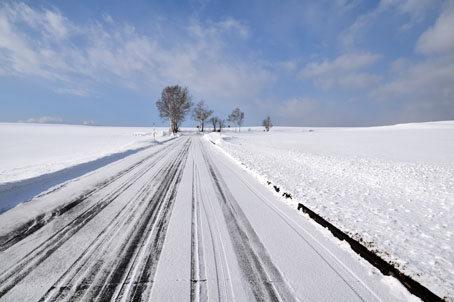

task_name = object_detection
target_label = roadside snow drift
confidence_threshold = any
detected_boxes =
[0,123,167,185]
[0,123,173,213]
[206,121,454,299]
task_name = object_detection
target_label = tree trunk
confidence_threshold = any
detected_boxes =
[170,119,178,133]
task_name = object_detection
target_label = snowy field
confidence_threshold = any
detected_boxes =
[0,123,169,185]
[0,123,178,213]
[0,135,416,301]
[0,121,452,299]
[206,121,454,299]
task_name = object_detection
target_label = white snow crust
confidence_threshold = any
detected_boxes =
[206,121,454,299]
[0,136,419,301]
[0,123,169,185]
[1,121,452,299]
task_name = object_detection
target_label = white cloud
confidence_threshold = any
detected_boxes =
[370,3,454,122]
[340,0,442,49]
[339,6,381,49]
[18,116,64,124]
[255,97,323,126]
[334,0,363,14]
[55,87,91,96]
[187,17,249,39]
[218,18,249,38]
[416,3,454,55]
[374,57,454,99]
[102,13,113,24]
[398,0,436,21]
[0,3,269,100]
[300,53,382,90]
[372,56,454,121]
[301,53,382,78]
[83,120,96,125]
[338,73,383,88]
[389,57,411,75]
[257,97,370,126]
[274,59,300,73]
[276,98,319,120]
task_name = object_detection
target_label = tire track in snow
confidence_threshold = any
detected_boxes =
[213,143,385,302]
[38,138,191,302]
[190,162,208,302]
[0,138,189,300]
[191,139,235,302]
[110,138,190,302]
[39,148,178,301]
[200,141,297,302]
[0,138,180,253]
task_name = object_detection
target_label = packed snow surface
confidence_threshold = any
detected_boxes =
[0,123,168,185]
[206,121,454,299]
[0,135,416,301]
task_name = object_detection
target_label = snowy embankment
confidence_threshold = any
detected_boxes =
[206,121,454,299]
[0,123,171,213]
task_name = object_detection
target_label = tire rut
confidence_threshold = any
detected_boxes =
[0,138,180,253]
[0,138,189,300]
[39,155,170,302]
[220,159,373,302]
[38,138,191,302]
[200,142,297,302]
[192,151,235,302]
[190,162,208,302]
[106,139,191,302]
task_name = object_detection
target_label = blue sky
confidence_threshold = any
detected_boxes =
[1,0,453,127]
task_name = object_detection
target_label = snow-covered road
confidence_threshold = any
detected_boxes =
[0,136,415,301]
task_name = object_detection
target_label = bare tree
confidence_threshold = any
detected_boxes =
[209,116,220,132]
[227,110,237,131]
[238,111,244,132]
[263,116,272,132]
[192,100,213,132]
[156,85,193,133]
[228,108,244,132]
[218,119,226,133]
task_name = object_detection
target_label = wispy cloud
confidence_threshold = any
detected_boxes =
[334,0,363,15]
[17,116,64,124]
[83,120,96,126]
[416,2,454,55]
[300,53,382,77]
[256,97,371,127]
[372,2,454,122]
[300,53,382,90]
[1,1,452,126]
[102,13,113,24]
[340,0,442,49]
[396,0,438,22]
[372,56,454,122]
[338,73,382,89]
[188,17,250,39]
[55,88,91,97]
[0,2,270,100]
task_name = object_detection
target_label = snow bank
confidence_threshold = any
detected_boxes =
[206,121,454,299]
[0,123,168,185]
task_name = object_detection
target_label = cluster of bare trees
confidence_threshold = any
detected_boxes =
[228,108,244,132]
[192,100,212,132]
[208,116,226,132]
[156,85,246,133]
[263,116,272,132]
